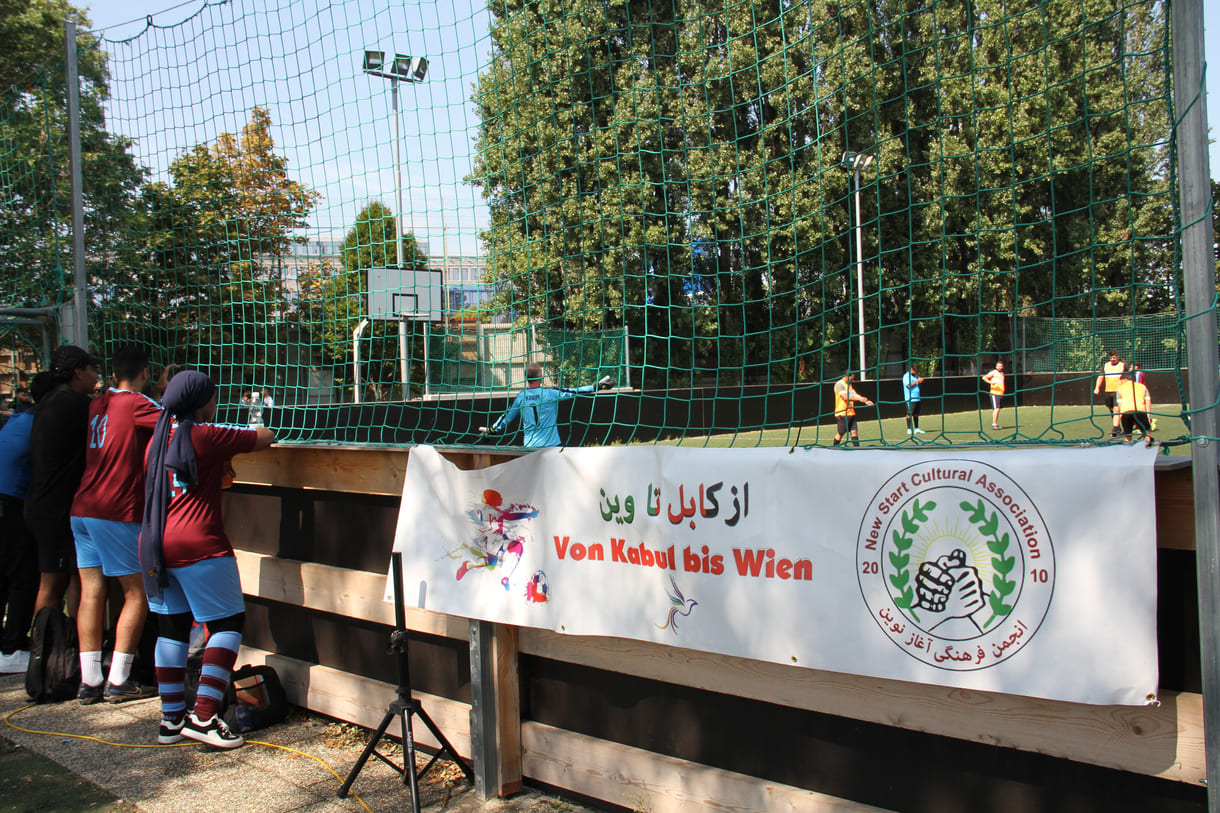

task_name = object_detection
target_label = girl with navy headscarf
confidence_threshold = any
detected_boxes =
[140,370,274,749]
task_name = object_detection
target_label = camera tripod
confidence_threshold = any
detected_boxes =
[338,553,473,812]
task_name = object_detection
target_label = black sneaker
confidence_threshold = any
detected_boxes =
[182,712,244,749]
[77,682,104,705]
[158,717,185,745]
[104,678,147,703]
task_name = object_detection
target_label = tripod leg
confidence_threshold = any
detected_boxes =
[401,705,423,813]
[338,709,397,798]
[414,706,475,782]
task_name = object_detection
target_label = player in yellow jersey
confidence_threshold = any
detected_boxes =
[1116,368,1153,443]
[1094,350,1125,437]
[832,373,873,447]
[981,360,1006,430]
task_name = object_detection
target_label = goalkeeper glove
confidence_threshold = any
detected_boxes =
[597,375,615,390]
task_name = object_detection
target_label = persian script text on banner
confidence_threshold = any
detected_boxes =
[391,444,1158,706]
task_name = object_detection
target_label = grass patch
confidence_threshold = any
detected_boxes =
[0,738,136,813]
[662,404,1188,455]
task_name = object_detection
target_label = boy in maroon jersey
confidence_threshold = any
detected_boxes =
[71,346,167,703]
[141,371,275,748]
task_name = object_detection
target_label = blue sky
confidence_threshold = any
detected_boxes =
[82,0,492,256]
[80,0,1220,255]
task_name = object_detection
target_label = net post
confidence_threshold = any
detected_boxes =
[65,20,87,350]
[1172,0,1220,805]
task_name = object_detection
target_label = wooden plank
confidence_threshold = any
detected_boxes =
[491,624,522,796]
[236,645,471,756]
[1155,463,1198,550]
[234,550,470,641]
[232,444,523,496]
[522,721,890,813]
[233,546,1205,785]
[232,444,1202,549]
[518,628,1205,786]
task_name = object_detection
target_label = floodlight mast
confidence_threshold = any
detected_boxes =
[364,49,428,398]
[841,151,874,380]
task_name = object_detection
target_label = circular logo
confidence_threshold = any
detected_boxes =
[857,460,1055,670]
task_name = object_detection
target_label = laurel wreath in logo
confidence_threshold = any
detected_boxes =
[888,498,935,622]
[959,499,1016,629]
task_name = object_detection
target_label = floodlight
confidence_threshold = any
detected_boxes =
[392,54,412,78]
[410,57,428,82]
[363,50,385,72]
[842,151,873,172]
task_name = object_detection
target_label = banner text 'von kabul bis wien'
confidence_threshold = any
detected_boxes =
[390,444,1159,706]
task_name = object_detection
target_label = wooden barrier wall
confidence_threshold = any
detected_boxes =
[226,445,1209,812]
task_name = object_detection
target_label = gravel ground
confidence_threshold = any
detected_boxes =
[0,674,607,813]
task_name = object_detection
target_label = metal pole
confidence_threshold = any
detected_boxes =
[854,168,867,380]
[423,322,430,398]
[399,320,410,400]
[391,77,410,396]
[65,21,87,350]
[353,317,369,404]
[1174,0,1220,807]
[468,620,498,799]
[391,78,406,272]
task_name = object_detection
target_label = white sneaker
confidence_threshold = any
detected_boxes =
[0,650,29,673]
[906,429,913,435]
[182,712,244,749]
[914,428,927,434]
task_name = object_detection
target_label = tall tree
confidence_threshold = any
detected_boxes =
[0,0,144,313]
[110,106,320,379]
[471,0,1174,384]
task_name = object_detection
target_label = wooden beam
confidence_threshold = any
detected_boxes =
[522,721,887,813]
[232,444,522,496]
[1155,461,1198,550]
[234,547,1204,787]
[232,445,1204,549]
[491,624,522,795]
[468,622,524,798]
[236,645,471,756]
[234,549,470,641]
[519,629,1204,786]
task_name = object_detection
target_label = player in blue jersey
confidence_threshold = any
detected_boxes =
[486,363,613,447]
[903,363,926,435]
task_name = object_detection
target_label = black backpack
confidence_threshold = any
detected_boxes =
[25,606,81,703]
[224,664,289,733]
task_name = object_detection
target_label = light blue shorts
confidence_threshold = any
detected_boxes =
[147,556,245,623]
[71,517,141,577]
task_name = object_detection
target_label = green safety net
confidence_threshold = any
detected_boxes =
[0,0,1207,448]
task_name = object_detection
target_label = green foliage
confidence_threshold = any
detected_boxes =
[0,0,143,311]
[103,106,319,378]
[472,0,1174,386]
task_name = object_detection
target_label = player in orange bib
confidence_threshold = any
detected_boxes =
[832,373,873,447]
[1115,368,1153,442]
[1093,350,1125,437]
[981,360,1006,430]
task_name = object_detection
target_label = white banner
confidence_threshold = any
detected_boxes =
[391,444,1159,706]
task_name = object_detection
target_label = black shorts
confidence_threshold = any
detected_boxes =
[1104,393,1116,411]
[836,415,856,436]
[1121,412,1151,435]
[990,394,1003,410]
[906,401,921,418]
[25,512,76,574]
[0,495,38,580]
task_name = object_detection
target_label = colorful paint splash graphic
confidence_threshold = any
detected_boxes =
[451,489,540,594]
[525,571,549,603]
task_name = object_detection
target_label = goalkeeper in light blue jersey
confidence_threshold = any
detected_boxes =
[488,363,613,447]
